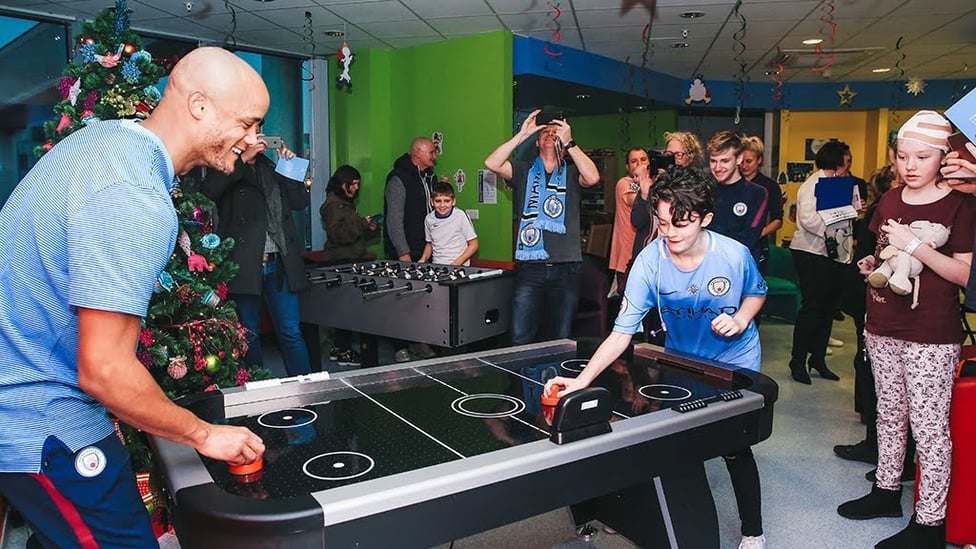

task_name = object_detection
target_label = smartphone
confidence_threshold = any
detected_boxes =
[369,213,384,224]
[948,132,976,163]
[262,135,284,150]
[535,111,565,126]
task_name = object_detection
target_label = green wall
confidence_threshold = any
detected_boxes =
[328,32,677,260]
[331,32,514,260]
[571,110,677,177]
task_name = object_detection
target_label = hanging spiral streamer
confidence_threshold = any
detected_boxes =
[770,45,784,104]
[731,0,747,124]
[222,0,238,49]
[301,11,317,84]
[892,36,906,114]
[639,19,655,143]
[811,0,836,73]
[544,0,563,72]
[620,55,634,153]
[894,36,906,81]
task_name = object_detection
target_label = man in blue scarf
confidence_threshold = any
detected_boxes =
[484,109,601,344]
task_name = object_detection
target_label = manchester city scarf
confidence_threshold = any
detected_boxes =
[516,157,567,260]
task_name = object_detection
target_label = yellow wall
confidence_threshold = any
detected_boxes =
[776,108,922,244]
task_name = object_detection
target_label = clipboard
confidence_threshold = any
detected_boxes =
[814,176,856,210]
[946,86,976,144]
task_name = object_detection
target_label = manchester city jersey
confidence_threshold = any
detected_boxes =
[615,230,767,371]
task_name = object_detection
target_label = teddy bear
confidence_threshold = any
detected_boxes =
[867,220,950,309]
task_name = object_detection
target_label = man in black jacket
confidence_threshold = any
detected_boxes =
[384,137,440,261]
[202,135,311,376]
[383,137,443,362]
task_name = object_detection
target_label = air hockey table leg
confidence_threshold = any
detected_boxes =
[300,322,323,373]
[570,462,720,548]
[359,334,380,368]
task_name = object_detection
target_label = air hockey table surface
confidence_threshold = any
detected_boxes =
[151,339,778,548]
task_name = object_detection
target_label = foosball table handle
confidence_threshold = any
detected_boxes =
[396,284,433,297]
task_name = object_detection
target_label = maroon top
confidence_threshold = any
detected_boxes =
[865,188,976,344]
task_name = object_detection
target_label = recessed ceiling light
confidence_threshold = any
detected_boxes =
[323,30,344,37]
[671,42,689,49]
[680,11,705,19]
[872,68,891,73]
[802,38,823,45]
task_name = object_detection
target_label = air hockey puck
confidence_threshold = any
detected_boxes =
[229,457,263,478]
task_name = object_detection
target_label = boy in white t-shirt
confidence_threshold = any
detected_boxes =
[419,181,479,265]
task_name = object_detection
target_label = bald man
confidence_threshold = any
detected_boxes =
[0,47,269,547]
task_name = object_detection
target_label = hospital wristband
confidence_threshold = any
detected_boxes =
[904,237,923,256]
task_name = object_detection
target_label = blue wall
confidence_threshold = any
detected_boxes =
[513,36,975,111]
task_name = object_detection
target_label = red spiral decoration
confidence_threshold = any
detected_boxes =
[811,0,836,73]
[543,0,563,57]
[770,45,784,103]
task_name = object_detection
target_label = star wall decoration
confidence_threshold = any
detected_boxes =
[837,84,857,106]
[906,77,926,96]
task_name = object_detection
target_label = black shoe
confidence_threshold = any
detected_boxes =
[865,467,916,484]
[875,515,945,549]
[809,362,840,381]
[834,440,878,464]
[838,484,903,520]
[789,361,811,384]
[834,310,846,321]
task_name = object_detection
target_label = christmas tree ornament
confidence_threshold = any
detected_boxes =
[200,233,221,249]
[131,50,152,64]
[204,354,221,374]
[201,290,220,307]
[56,113,72,133]
[122,59,142,83]
[113,0,131,36]
[167,357,188,379]
[95,45,123,68]
[177,230,192,256]
[187,252,213,272]
[79,41,97,63]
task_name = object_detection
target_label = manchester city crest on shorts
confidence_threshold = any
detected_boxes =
[519,224,542,248]
[75,446,107,478]
[733,202,748,216]
[543,195,564,218]
[707,276,731,297]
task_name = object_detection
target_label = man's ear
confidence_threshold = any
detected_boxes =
[701,212,714,227]
[187,91,207,121]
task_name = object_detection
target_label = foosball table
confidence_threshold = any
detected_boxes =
[300,261,514,366]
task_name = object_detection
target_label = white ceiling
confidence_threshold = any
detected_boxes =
[2,0,976,84]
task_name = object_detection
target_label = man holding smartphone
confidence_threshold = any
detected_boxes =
[484,109,601,344]
[201,133,313,376]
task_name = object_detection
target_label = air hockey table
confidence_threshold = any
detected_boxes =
[150,339,778,548]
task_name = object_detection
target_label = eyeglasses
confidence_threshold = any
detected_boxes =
[667,151,689,159]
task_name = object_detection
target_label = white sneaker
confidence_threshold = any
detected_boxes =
[828,337,844,347]
[826,347,834,356]
[738,534,765,549]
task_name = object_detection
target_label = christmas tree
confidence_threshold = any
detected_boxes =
[34,1,268,476]
[34,0,163,157]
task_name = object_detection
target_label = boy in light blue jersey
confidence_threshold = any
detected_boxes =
[547,165,768,549]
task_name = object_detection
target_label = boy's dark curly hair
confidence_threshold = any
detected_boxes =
[648,166,716,223]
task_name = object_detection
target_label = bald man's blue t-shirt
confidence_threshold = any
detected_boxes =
[614,230,767,371]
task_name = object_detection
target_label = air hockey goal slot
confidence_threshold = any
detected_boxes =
[549,387,612,445]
